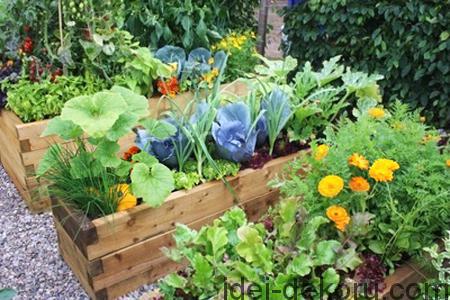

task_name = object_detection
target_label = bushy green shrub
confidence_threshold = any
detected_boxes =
[282,0,450,128]
[123,0,259,51]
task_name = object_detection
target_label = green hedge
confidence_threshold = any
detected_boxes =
[283,0,450,128]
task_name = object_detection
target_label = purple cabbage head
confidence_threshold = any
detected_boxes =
[212,102,257,163]
[135,118,186,169]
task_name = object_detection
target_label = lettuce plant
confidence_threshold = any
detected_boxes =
[212,102,259,163]
[262,89,293,155]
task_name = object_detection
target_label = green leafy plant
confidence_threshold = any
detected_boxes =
[283,1,450,128]
[38,86,175,217]
[158,200,361,299]
[123,0,259,51]
[272,102,449,265]
[114,47,171,96]
[3,75,107,122]
[288,56,383,141]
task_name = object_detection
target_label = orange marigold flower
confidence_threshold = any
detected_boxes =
[348,153,369,170]
[318,175,344,198]
[326,205,350,232]
[368,107,385,119]
[114,184,137,212]
[349,176,370,192]
[446,159,450,167]
[369,159,400,182]
[314,144,329,161]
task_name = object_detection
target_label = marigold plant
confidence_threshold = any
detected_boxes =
[272,102,449,264]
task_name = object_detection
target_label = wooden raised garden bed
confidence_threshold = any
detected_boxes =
[52,152,301,300]
[0,80,248,213]
[0,109,135,213]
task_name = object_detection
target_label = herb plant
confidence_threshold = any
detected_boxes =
[3,75,107,122]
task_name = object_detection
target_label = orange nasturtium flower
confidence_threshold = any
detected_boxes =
[326,205,350,232]
[318,175,344,198]
[348,153,369,170]
[368,107,385,119]
[115,184,138,212]
[314,144,329,161]
[349,176,370,192]
[368,159,400,182]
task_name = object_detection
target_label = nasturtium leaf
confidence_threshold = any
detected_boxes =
[314,240,341,266]
[140,119,177,140]
[106,113,138,141]
[110,86,149,118]
[131,151,158,168]
[130,162,174,207]
[93,140,121,168]
[236,225,273,273]
[42,117,83,140]
[163,273,187,289]
[61,92,127,137]
[287,253,313,276]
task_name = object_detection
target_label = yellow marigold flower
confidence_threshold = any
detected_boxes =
[115,184,137,212]
[208,57,214,65]
[373,158,400,171]
[368,107,385,119]
[314,144,329,161]
[369,159,400,182]
[446,159,450,167]
[211,68,219,76]
[349,177,370,192]
[318,175,344,198]
[326,205,350,232]
[348,153,369,170]
[420,116,426,123]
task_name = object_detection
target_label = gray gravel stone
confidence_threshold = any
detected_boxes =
[0,164,155,300]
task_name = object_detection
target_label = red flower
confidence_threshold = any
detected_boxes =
[157,77,180,97]
[22,36,33,54]
[122,146,141,161]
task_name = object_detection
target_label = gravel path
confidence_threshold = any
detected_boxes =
[0,164,154,300]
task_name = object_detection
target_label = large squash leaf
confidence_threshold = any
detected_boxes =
[61,92,127,137]
[130,162,174,207]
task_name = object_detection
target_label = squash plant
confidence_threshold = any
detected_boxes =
[37,86,175,217]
